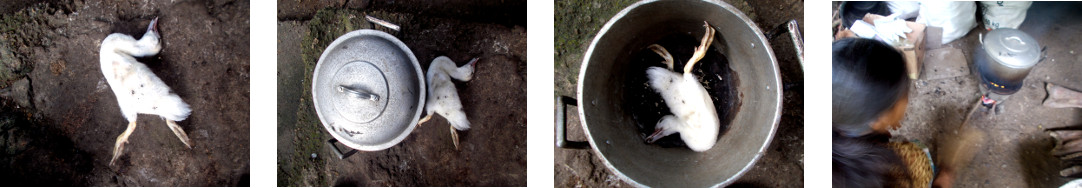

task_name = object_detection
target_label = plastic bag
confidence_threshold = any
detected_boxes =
[873,17,913,46]
[850,20,878,39]
[888,1,920,20]
[917,2,977,45]
[981,1,1032,30]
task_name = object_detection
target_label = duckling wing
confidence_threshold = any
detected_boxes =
[646,66,686,112]
[677,73,719,151]
[678,73,719,125]
[112,61,191,121]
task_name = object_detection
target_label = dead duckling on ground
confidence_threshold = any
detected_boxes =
[418,56,477,150]
[99,17,192,165]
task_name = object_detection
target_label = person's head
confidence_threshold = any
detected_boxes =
[832,130,907,188]
[832,38,910,137]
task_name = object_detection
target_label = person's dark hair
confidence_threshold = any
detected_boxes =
[832,130,908,188]
[832,38,909,137]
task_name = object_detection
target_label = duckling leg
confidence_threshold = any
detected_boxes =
[165,120,192,148]
[684,21,716,73]
[417,113,434,127]
[648,44,674,70]
[450,125,460,150]
[111,121,138,165]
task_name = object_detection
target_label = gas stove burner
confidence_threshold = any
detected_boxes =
[980,78,1024,95]
[980,94,997,108]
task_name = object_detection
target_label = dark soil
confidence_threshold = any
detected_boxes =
[276,1,527,186]
[0,0,249,186]
[555,0,804,187]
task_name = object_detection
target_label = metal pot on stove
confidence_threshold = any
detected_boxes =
[974,28,1044,98]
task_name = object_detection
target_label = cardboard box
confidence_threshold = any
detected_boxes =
[863,14,925,79]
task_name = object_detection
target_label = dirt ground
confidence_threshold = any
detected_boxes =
[276,1,527,186]
[554,0,804,187]
[0,0,250,186]
[834,2,1082,187]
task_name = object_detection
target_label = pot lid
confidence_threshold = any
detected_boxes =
[982,28,1041,69]
[312,29,425,151]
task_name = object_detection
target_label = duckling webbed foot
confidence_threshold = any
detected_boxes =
[450,125,460,150]
[684,21,716,73]
[111,121,139,165]
[165,120,192,148]
[417,113,433,127]
[648,44,674,70]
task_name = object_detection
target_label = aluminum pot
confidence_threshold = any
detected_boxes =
[313,30,426,158]
[974,28,1043,95]
[555,0,785,187]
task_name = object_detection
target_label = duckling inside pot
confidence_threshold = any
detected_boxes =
[622,22,740,152]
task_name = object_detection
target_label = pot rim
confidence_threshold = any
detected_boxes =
[576,0,783,187]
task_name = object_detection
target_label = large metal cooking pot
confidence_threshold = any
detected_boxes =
[555,0,787,187]
[975,28,1043,96]
[313,30,426,158]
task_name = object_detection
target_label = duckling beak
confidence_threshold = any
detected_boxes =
[148,17,159,35]
[645,128,665,143]
[466,58,479,68]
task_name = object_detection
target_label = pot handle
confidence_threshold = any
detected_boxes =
[979,33,984,45]
[338,85,380,101]
[327,138,358,159]
[555,95,589,149]
[765,19,804,70]
[1039,46,1048,63]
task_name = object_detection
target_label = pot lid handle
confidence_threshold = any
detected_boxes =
[337,85,380,102]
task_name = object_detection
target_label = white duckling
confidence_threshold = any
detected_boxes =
[417,56,477,150]
[99,17,192,165]
[643,22,720,152]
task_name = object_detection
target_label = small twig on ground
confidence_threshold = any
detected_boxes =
[365,15,400,31]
